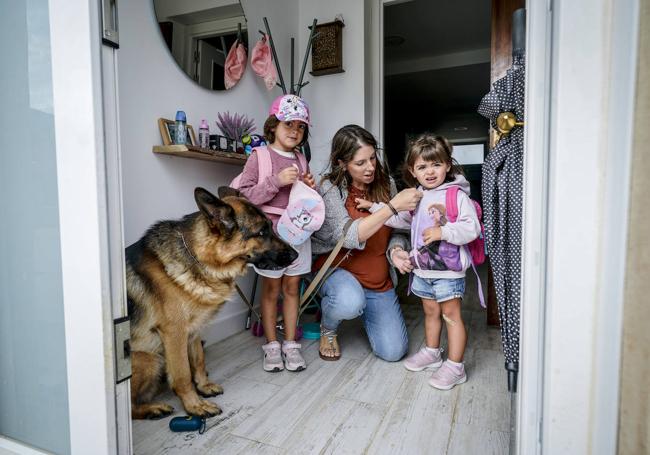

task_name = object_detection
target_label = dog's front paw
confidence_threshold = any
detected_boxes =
[197,381,223,397]
[132,402,174,420]
[186,399,222,418]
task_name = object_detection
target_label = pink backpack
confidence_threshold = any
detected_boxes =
[445,186,486,266]
[445,185,486,308]
[230,146,308,217]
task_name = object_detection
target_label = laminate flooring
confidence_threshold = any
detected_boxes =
[132,264,512,454]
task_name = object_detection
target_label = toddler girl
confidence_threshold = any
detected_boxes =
[357,134,481,389]
[237,94,316,372]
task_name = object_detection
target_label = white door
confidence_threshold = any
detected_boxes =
[0,0,126,453]
[197,38,226,90]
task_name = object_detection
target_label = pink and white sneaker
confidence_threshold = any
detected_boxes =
[428,360,467,390]
[262,341,284,372]
[282,340,306,372]
[403,347,443,372]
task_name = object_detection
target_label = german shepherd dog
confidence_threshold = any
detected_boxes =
[126,187,297,419]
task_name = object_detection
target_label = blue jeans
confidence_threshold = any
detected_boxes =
[319,269,408,361]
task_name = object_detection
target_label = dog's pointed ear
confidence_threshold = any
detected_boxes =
[218,186,242,199]
[194,187,237,235]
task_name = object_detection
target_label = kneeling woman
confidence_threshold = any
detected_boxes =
[312,125,422,361]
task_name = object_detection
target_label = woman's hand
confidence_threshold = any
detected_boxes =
[389,188,423,212]
[356,189,421,243]
[422,226,442,245]
[277,165,299,186]
[302,172,316,188]
[391,248,413,274]
[355,198,373,211]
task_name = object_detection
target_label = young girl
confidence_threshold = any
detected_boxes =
[357,134,481,389]
[237,94,316,372]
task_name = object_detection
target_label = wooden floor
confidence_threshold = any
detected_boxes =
[133,265,512,454]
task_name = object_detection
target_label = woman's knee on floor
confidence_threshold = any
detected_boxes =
[370,322,408,361]
[373,339,408,362]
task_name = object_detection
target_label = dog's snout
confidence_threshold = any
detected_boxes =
[281,245,299,264]
[273,236,298,265]
[249,234,299,270]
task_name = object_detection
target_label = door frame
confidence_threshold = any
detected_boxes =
[0,0,120,453]
[185,16,241,76]
[515,0,550,452]
[101,22,133,455]
[369,0,639,453]
[50,0,116,452]
[527,0,638,453]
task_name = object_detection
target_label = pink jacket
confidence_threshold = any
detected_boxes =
[237,147,309,230]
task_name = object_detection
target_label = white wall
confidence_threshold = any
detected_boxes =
[118,0,367,345]
[118,0,299,344]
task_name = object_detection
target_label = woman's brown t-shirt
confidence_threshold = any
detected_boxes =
[313,185,393,291]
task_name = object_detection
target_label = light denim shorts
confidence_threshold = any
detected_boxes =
[410,275,465,302]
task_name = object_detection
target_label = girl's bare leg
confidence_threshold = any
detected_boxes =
[281,275,301,341]
[261,276,282,342]
[439,298,466,362]
[422,298,442,348]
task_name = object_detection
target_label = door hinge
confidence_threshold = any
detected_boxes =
[101,0,120,48]
[114,316,131,383]
[194,50,200,63]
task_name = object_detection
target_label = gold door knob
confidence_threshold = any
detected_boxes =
[496,112,524,135]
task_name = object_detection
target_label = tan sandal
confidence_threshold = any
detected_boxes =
[319,327,341,361]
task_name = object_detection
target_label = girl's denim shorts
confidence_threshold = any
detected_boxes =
[410,275,465,302]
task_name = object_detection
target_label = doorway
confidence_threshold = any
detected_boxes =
[3,0,639,451]
[383,1,491,191]
[381,0,514,451]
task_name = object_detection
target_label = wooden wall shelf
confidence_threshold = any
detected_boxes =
[152,145,247,166]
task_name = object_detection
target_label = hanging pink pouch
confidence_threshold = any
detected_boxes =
[251,34,278,91]
[224,41,247,89]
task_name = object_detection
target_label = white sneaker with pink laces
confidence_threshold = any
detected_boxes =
[428,360,467,390]
[403,347,443,372]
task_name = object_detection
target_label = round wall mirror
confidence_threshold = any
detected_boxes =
[153,0,248,91]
